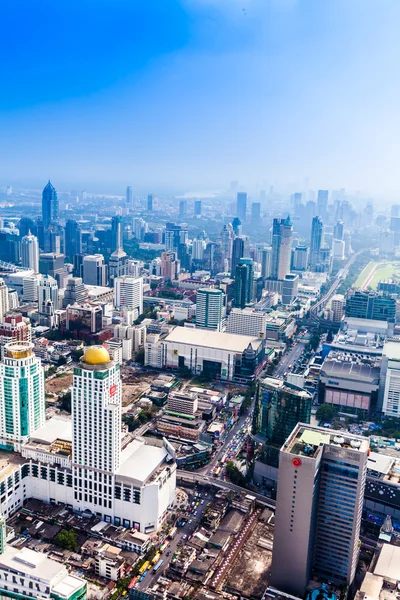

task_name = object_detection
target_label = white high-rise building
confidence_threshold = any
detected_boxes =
[38,275,58,313]
[114,276,143,316]
[382,340,400,417]
[192,239,206,261]
[271,423,369,597]
[0,342,45,449]
[21,233,39,273]
[196,288,224,331]
[0,280,9,323]
[82,254,107,286]
[330,294,345,322]
[226,307,267,338]
[22,273,41,302]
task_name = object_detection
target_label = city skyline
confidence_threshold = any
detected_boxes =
[1,1,400,197]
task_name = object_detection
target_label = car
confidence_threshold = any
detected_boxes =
[201,500,204,504]
[189,519,192,524]
[166,551,171,556]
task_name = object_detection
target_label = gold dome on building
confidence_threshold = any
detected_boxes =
[84,346,110,365]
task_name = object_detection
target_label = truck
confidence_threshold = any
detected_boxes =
[159,541,169,553]
[168,527,177,540]
[152,552,161,565]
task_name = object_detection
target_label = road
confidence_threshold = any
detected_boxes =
[273,341,307,378]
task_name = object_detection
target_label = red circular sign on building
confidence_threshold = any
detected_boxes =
[292,457,302,467]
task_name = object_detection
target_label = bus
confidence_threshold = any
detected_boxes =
[153,559,164,573]
[152,552,161,565]
[168,527,177,540]
[127,577,138,589]
[138,561,150,575]
[214,467,221,477]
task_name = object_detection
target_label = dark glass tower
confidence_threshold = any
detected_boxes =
[42,181,58,229]
[234,258,254,308]
[65,220,82,259]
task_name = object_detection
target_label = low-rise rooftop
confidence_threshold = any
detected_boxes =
[284,423,369,458]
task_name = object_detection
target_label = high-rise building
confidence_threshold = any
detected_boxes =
[260,247,272,278]
[282,273,298,305]
[165,223,188,254]
[194,200,202,216]
[18,217,36,238]
[234,258,254,308]
[161,251,180,280]
[38,253,65,286]
[309,215,324,268]
[253,378,312,446]
[271,424,369,596]
[38,274,58,314]
[62,276,87,308]
[0,280,9,323]
[82,254,107,286]
[317,189,329,219]
[21,233,39,273]
[0,341,45,447]
[0,313,32,357]
[381,340,400,417]
[147,194,153,211]
[330,294,346,322]
[108,248,128,286]
[292,246,309,271]
[126,185,133,207]
[345,290,396,322]
[220,224,234,269]
[192,238,206,261]
[41,181,58,229]
[111,216,123,252]
[271,216,293,280]
[226,307,266,338]
[231,236,246,275]
[251,202,261,221]
[196,288,224,331]
[179,199,187,218]
[232,217,242,236]
[114,276,143,316]
[236,192,247,221]
[333,220,344,240]
[65,219,82,259]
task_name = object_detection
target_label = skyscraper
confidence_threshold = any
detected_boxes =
[317,189,329,219]
[220,224,234,270]
[108,247,128,286]
[126,185,133,207]
[165,223,188,254]
[179,199,187,218]
[333,220,344,240]
[38,274,59,314]
[65,220,82,259]
[0,279,9,323]
[309,216,324,268]
[251,202,261,222]
[0,341,45,447]
[271,216,293,280]
[82,254,107,286]
[292,246,309,271]
[114,275,144,315]
[21,233,39,273]
[111,216,123,252]
[62,277,87,308]
[41,181,58,229]
[234,258,254,308]
[231,236,245,275]
[147,194,153,211]
[271,424,368,596]
[236,192,247,221]
[196,288,224,331]
[194,200,202,216]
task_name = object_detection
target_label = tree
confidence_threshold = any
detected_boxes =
[316,403,338,423]
[55,529,78,551]
[135,348,145,364]
[59,390,71,413]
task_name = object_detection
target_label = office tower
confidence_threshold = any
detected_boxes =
[220,224,234,269]
[317,189,329,219]
[42,181,58,229]
[126,185,133,207]
[62,276,87,308]
[134,217,148,241]
[82,254,107,286]
[236,192,247,221]
[271,216,293,280]
[192,238,206,261]
[179,199,187,218]
[292,246,309,271]
[260,247,272,278]
[282,273,298,305]
[0,341,45,447]
[203,241,224,276]
[111,216,123,252]
[231,236,246,275]
[234,258,254,308]
[332,238,345,259]
[114,276,144,315]
[226,307,267,337]
[253,378,312,446]
[251,202,261,222]
[232,217,242,236]
[309,216,324,269]
[161,251,180,280]
[38,252,65,280]
[271,424,368,597]
[0,280,9,323]
[196,288,224,331]
[72,346,122,514]
[0,230,21,264]
[38,274,58,312]
[65,219,82,258]
[291,192,302,208]
[18,217,36,238]
[147,194,153,211]
[165,223,188,254]
[330,294,346,322]
[345,290,396,322]
[108,247,128,286]
[381,340,400,417]
[21,233,39,273]
[333,220,344,240]
[194,199,202,216]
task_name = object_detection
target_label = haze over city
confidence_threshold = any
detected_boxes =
[2,0,400,198]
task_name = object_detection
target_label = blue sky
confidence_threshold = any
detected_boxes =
[1,0,400,195]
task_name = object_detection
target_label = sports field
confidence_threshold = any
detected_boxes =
[355,261,400,290]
